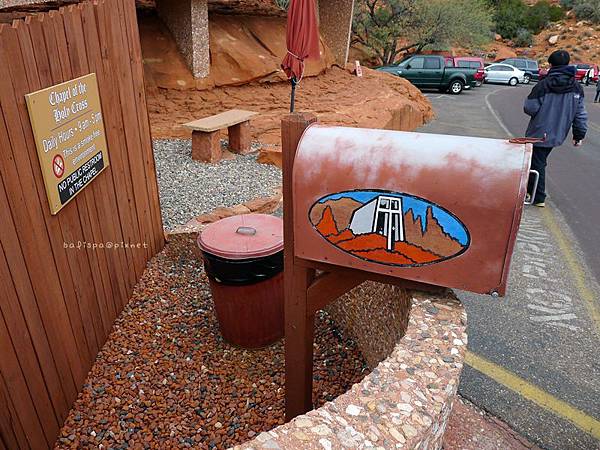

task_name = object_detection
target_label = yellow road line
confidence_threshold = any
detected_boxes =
[541,207,600,333]
[465,351,600,440]
[588,122,600,134]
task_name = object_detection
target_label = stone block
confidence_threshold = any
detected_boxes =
[192,130,221,162]
[228,121,251,154]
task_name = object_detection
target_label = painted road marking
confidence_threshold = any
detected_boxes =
[542,207,600,334]
[518,214,583,331]
[484,87,513,137]
[466,351,600,440]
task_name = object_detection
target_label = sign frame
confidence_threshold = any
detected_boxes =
[25,73,110,215]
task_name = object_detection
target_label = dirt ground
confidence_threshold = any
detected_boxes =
[147,66,433,146]
[528,17,600,65]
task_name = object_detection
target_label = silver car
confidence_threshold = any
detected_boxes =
[484,63,526,86]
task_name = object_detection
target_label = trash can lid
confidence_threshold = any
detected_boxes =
[197,214,284,260]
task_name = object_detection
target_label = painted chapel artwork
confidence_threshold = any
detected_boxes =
[309,190,470,267]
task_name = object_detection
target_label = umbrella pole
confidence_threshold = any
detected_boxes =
[290,77,297,113]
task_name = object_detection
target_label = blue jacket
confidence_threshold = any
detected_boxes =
[524,65,588,148]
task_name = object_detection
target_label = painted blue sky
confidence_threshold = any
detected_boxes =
[319,191,469,246]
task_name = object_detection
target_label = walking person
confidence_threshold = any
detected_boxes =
[595,80,600,103]
[524,50,588,207]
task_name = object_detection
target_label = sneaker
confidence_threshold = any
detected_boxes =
[533,201,545,207]
[525,193,531,203]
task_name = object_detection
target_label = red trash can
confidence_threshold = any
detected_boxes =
[197,214,284,349]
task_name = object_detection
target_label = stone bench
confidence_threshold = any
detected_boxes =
[183,109,258,163]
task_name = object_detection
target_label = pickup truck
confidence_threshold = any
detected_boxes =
[377,55,478,94]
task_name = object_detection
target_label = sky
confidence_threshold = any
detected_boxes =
[319,191,469,246]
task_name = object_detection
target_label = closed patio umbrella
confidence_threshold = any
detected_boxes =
[281,0,320,112]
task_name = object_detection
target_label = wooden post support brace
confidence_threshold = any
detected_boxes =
[282,112,317,421]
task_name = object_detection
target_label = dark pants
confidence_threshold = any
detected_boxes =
[595,90,600,102]
[528,146,553,203]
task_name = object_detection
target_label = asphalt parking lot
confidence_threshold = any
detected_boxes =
[418,82,600,450]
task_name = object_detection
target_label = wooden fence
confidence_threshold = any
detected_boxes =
[0,0,164,448]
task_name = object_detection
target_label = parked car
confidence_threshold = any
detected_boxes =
[574,63,599,84]
[484,63,526,86]
[445,57,486,86]
[377,55,478,94]
[539,64,599,84]
[499,58,539,83]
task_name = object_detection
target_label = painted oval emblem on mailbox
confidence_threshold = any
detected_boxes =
[309,190,470,267]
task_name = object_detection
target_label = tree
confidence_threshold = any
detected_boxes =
[352,0,494,65]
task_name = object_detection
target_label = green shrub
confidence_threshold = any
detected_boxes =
[573,0,600,22]
[495,0,564,38]
[560,0,575,8]
[495,0,527,38]
[514,28,534,46]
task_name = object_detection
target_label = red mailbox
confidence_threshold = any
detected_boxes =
[280,113,533,421]
[293,125,532,296]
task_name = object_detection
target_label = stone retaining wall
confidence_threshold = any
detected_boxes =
[234,284,467,450]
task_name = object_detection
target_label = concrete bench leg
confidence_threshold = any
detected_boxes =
[228,121,251,154]
[192,130,221,162]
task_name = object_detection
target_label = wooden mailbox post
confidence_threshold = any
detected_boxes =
[281,113,533,420]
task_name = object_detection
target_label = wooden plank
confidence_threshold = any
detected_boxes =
[0,242,60,446]
[111,0,154,267]
[97,1,148,282]
[29,12,94,374]
[48,9,104,354]
[120,0,164,254]
[78,1,129,319]
[281,113,317,422]
[93,1,141,295]
[14,17,75,424]
[183,109,258,132]
[299,259,447,294]
[0,308,48,449]
[306,271,366,314]
[0,365,37,450]
[60,4,113,338]
[0,24,84,405]
[18,11,99,372]
[0,298,27,450]
[110,0,156,259]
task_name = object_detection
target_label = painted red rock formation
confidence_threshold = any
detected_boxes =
[315,206,339,237]
[404,208,464,258]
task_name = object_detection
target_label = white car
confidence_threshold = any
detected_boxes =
[484,63,526,86]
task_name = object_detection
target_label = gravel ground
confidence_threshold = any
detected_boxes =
[55,234,368,450]
[154,139,282,231]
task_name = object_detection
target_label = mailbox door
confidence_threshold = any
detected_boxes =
[293,125,532,295]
